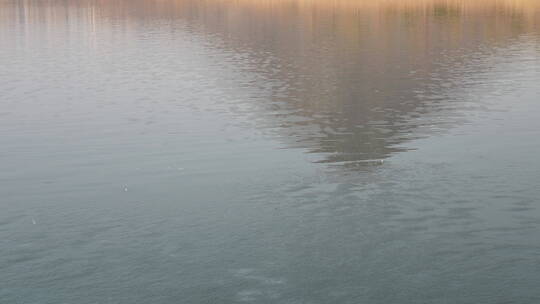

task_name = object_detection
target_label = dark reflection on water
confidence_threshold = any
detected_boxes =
[168,0,540,166]
[153,0,540,161]
[2,1,540,303]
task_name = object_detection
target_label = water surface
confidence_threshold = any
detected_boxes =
[2,0,540,303]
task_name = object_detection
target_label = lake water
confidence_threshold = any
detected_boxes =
[1,0,540,303]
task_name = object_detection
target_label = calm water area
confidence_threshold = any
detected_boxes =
[1,0,540,303]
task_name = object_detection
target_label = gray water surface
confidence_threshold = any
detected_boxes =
[2,1,540,303]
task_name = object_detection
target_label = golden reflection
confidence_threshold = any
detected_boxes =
[3,0,540,166]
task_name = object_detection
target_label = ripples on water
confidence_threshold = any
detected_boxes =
[1,0,540,303]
